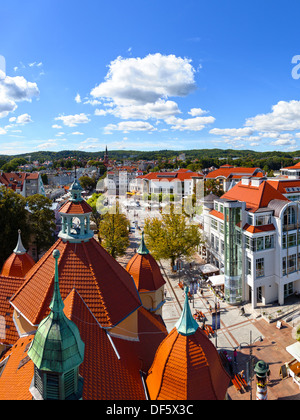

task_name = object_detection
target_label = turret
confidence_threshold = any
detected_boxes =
[28,250,85,400]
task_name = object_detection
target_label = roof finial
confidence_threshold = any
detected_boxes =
[49,249,65,316]
[13,229,27,255]
[137,231,149,255]
[175,286,198,336]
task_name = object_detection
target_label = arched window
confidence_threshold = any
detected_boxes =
[283,206,296,226]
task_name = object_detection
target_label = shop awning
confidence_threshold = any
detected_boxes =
[286,342,300,362]
[199,263,219,275]
[209,274,225,287]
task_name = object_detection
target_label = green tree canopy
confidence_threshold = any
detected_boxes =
[79,175,96,191]
[98,203,130,259]
[26,194,56,258]
[144,205,202,269]
[0,186,30,267]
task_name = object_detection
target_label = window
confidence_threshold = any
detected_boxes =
[214,202,219,211]
[219,222,224,234]
[246,257,252,276]
[256,237,264,251]
[288,254,297,274]
[265,235,274,249]
[283,207,296,226]
[284,282,294,298]
[256,258,264,278]
[220,240,224,254]
[211,234,215,249]
[283,254,297,276]
[256,214,271,226]
[211,219,218,231]
[282,257,286,276]
[215,238,219,252]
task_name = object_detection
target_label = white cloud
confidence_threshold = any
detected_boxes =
[84,98,102,106]
[15,113,32,125]
[55,113,90,127]
[90,53,197,122]
[188,107,208,117]
[95,99,181,120]
[104,120,156,134]
[166,115,215,131]
[52,124,62,129]
[245,100,300,132]
[71,131,84,135]
[0,127,6,135]
[75,93,81,103]
[270,138,296,146]
[0,75,39,118]
[91,53,196,105]
[209,127,254,137]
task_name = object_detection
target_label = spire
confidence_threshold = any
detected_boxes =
[28,249,85,374]
[13,229,26,255]
[137,231,150,255]
[175,286,198,336]
[49,249,65,315]
[69,170,83,202]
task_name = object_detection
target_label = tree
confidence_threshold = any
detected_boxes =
[79,175,96,191]
[26,194,56,258]
[98,203,130,259]
[144,205,202,270]
[204,179,224,197]
[86,192,104,226]
[0,186,30,267]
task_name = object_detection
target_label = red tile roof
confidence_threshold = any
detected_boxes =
[221,180,289,212]
[126,253,165,293]
[137,169,203,183]
[0,291,158,400]
[1,253,35,278]
[209,209,224,221]
[267,179,300,195]
[0,275,25,345]
[63,289,146,400]
[0,172,40,193]
[205,166,263,180]
[10,238,141,328]
[59,200,92,214]
[0,335,34,400]
[281,162,300,170]
[243,223,276,233]
[146,327,230,400]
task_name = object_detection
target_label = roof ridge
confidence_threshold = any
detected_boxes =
[81,239,111,323]
[11,239,63,307]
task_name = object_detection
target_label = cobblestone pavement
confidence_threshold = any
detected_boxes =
[117,230,300,400]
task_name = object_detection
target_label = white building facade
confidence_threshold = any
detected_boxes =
[203,177,300,308]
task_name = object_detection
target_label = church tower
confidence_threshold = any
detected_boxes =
[104,146,109,165]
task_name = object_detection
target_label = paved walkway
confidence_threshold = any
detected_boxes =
[117,229,300,400]
[160,259,300,400]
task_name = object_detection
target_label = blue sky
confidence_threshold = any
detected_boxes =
[1,0,300,155]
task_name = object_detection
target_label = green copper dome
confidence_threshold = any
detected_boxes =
[69,174,83,203]
[175,286,198,336]
[137,231,150,255]
[28,250,85,373]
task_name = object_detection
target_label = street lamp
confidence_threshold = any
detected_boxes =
[238,331,263,400]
